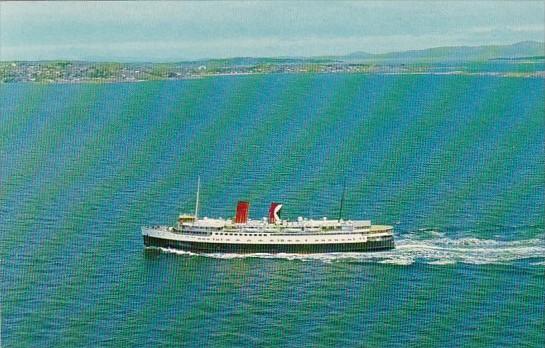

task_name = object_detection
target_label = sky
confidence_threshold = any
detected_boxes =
[1,1,544,61]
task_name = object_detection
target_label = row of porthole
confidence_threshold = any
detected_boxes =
[213,232,269,237]
[193,237,363,242]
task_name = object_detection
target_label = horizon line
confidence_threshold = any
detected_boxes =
[2,40,543,63]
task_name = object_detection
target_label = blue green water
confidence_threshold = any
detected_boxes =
[1,73,544,347]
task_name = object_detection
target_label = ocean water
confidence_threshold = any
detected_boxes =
[1,72,544,347]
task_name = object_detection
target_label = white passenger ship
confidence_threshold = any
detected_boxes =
[142,178,394,253]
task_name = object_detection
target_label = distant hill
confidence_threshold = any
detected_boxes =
[338,41,545,63]
[13,41,545,65]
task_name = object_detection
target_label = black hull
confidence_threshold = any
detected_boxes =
[143,235,395,254]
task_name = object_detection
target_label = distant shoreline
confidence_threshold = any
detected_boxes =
[3,41,544,84]
[1,69,544,85]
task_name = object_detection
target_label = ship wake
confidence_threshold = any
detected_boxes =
[156,231,545,266]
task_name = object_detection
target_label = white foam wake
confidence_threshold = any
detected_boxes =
[386,233,545,265]
[156,231,545,266]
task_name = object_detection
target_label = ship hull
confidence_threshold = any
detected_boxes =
[143,235,394,254]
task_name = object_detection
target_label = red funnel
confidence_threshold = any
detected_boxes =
[235,201,249,223]
[268,203,283,223]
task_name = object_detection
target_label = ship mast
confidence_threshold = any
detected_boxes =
[338,178,346,222]
[194,175,201,219]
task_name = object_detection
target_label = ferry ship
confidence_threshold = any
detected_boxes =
[142,178,395,253]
